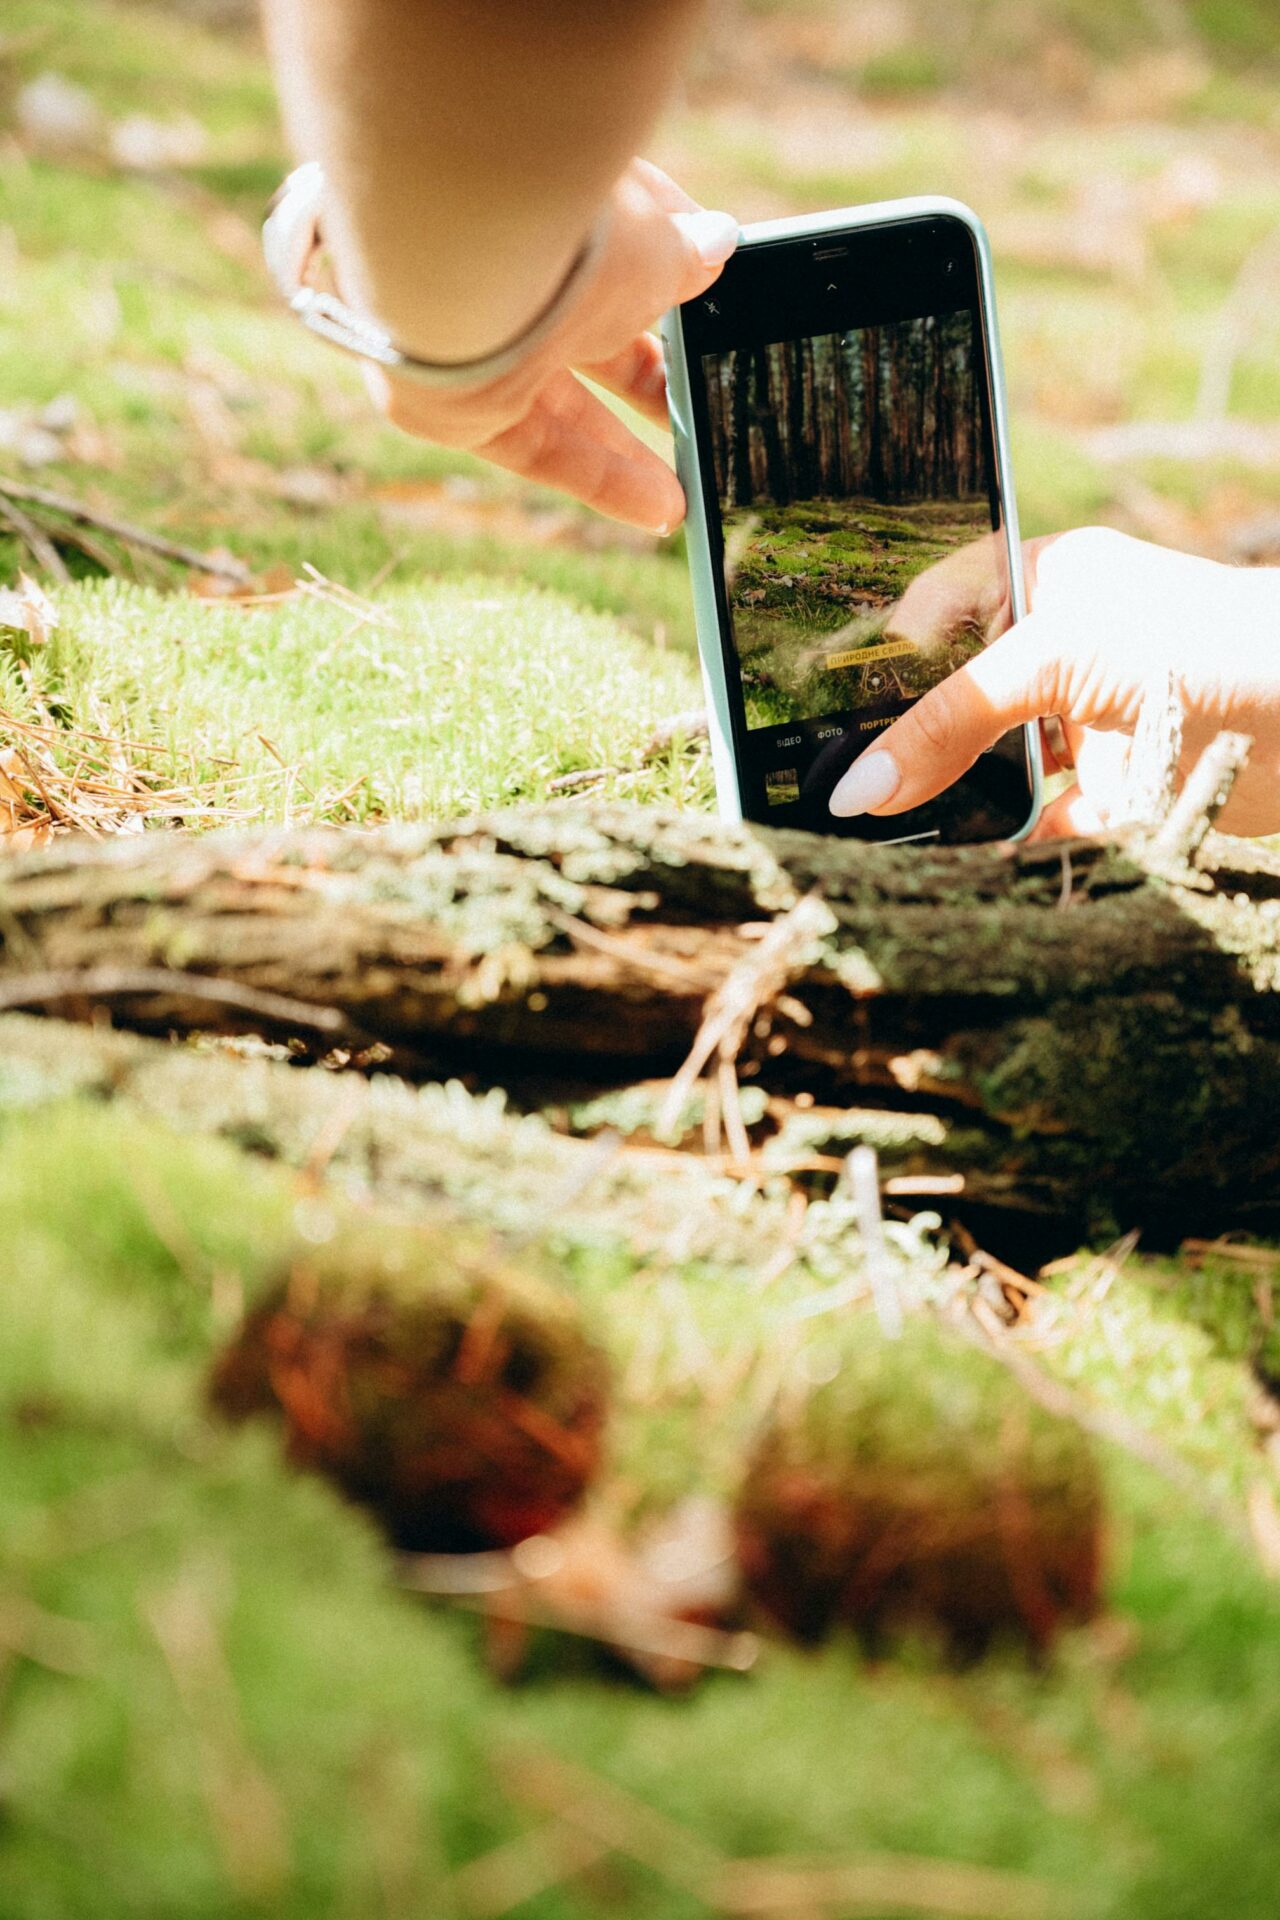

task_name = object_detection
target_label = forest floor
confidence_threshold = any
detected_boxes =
[724,498,990,727]
[4,3,1280,1916]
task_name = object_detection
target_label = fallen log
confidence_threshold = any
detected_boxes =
[2,803,1279,1233]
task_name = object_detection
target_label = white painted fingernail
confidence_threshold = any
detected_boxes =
[829,750,901,817]
[675,210,740,268]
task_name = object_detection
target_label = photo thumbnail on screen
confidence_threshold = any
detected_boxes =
[701,311,1009,753]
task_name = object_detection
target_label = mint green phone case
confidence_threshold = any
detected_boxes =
[661,195,1042,839]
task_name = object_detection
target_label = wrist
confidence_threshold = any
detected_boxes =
[264,163,607,391]
[326,196,592,367]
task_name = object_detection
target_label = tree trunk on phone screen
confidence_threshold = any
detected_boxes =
[755,344,790,505]
[861,326,886,501]
[729,348,753,508]
[931,317,947,495]
[797,335,813,497]
[706,359,729,506]
[3,807,1279,1237]
[833,335,853,496]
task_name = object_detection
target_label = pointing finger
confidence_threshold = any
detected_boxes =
[830,613,1058,818]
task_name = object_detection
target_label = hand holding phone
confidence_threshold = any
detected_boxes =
[859,522,1280,840]
[663,198,1042,844]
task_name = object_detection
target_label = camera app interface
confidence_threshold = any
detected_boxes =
[701,309,1022,840]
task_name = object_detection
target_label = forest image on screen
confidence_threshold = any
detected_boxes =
[703,311,1000,733]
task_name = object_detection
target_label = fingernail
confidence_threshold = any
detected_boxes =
[829,749,901,817]
[675,209,740,268]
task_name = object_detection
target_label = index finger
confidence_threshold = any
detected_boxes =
[478,370,684,534]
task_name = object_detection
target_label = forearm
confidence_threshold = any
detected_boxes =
[262,0,705,362]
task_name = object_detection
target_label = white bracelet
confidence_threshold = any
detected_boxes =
[262,161,608,390]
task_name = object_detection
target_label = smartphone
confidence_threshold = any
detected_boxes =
[662,197,1041,843]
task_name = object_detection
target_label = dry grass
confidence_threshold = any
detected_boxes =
[0,704,249,849]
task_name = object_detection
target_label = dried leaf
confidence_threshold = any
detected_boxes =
[0,573,59,646]
[404,1505,754,1691]
[0,819,53,852]
[0,746,28,807]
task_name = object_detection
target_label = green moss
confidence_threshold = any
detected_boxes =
[211,1220,609,1552]
[2,1095,1280,1913]
[31,575,709,825]
[858,47,948,96]
[966,996,1280,1225]
[567,1080,770,1140]
[737,1317,1105,1654]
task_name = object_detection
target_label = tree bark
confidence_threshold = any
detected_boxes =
[2,806,1279,1233]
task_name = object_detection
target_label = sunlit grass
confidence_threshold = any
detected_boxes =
[32,576,712,823]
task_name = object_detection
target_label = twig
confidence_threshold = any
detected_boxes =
[1065,1229,1141,1310]
[0,1595,99,1676]
[299,563,400,630]
[495,1744,725,1897]
[504,1127,626,1251]
[299,1076,366,1187]
[883,1173,966,1197]
[641,707,708,758]
[0,704,238,765]
[397,1551,521,1596]
[45,516,122,577]
[1180,1237,1280,1272]
[848,1145,903,1339]
[146,1576,290,1899]
[0,493,71,582]
[495,1744,1053,1920]
[658,893,832,1141]
[542,904,715,988]
[718,1054,752,1166]
[443,1591,759,1674]
[0,967,347,1036]
[0,478,251,583]
[1247,1481,1280,1581]
[547,766,613,795]
[546,710,708,795]
[1150,729,1252,867]
[8,1467,161,1565]
[966,1313,1253,1549]
[451,1823,611,1919]
[713,1852,1054,1919]
[255,728,312,794]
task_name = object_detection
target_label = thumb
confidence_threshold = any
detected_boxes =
[621,161,739,294]
[829,614,1053,818]
[669,208,741,297]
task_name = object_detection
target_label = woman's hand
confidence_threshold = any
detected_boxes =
[364,159,737,535]
[829,526,1280,840]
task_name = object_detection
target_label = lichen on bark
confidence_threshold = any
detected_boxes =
[3,803,1279,1229]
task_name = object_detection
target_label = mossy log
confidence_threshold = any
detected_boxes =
[2,805,1280,1231]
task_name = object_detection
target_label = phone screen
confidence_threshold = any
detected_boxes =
[679,216,1036,842]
